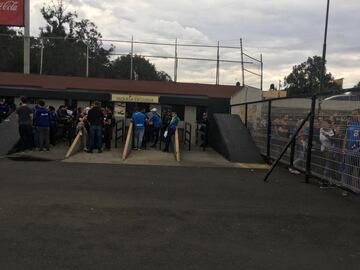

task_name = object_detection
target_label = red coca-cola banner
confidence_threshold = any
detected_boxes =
[0,0,24,26]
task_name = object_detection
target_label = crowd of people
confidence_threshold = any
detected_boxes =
[10,96,182,154]
[131,107,180,152]
[250,108,360,192]
[14,97,115,153]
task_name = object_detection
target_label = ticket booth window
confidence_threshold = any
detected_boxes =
[162,104,184,120]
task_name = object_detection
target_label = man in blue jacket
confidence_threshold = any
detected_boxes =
[131,107,146,150]
[34,100,50,151]
[341,109,360,192]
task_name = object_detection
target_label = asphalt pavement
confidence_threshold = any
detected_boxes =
[0,159,359,270]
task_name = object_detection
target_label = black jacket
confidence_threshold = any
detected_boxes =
[87,106,103,126]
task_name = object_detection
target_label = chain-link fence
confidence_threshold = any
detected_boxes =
[231,88,360,193]
[0,34,263,87]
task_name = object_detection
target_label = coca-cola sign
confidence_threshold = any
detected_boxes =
[0,0,24,26]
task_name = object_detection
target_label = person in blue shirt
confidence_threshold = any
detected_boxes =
[341,109,360,191]
[163,111,180,152]
[34,100,50,151]
[131,107,146,150]
[150,108,161,148]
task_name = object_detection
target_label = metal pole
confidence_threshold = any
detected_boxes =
[260,54,263,91]
[174,38,178,82]
[40,38,43,75]
[240,38,245,87]
[244,103,248,128]
[319,0,330,94]
[130,36,134,80]
[216,41,220,85]
[86,44,89,77]
[23,0,30,74]
[264,112,311,182]
[266,100,272,160]
[305,96,317,183]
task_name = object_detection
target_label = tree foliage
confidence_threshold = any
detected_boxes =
[108,55,172,81]
[284,56,338,96]
[354,82,360,88]
[0,0,171,81]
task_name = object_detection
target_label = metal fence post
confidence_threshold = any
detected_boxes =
[174,38,178,82]
[216,41,220,85]
[244,103,248,127]
[305,95,317,183]
[240,38,245,87]
[130,36,134,80]
[40,38,44,75]
[86,43,89,77]
[266,100,272,161]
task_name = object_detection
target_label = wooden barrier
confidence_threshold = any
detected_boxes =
[65,128,88,158]
[65,132,82,158]
[122,122,133,160]
[174,127,180,162]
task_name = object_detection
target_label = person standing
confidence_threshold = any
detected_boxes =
[49,106,57,146]
[34,100,50,151]
[16,97,34,151]
[87,101,104,153]
[0,99,9,122]
[131,107,146,150]
[200,112,209,148]
[150,108,161,148]
[163,111,180,152]
[341,109,360,194]
[104,106,114,150]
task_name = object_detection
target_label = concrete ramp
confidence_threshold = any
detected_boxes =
[210,114,264,163]
[0,113,19,156]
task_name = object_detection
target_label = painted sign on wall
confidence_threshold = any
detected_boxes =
[112,94,159,104]
[0,0,24,26]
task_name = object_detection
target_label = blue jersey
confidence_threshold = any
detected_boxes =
[132,112,146,129]
[169,116,180,130]
[151,113,161,128]
[35,107,50,127]
[346,121,360,150]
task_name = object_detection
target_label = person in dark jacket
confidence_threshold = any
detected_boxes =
[49,106,57,146]
[87,101,104,153]
[34,100,50,151]
[150,108,161,148]
[163,111,180,152]
[104,106,114,150]
[16,97,34,151]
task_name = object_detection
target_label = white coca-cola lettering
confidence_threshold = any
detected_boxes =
[0,1,19,11]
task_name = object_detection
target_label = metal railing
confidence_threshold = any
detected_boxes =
[184,122,192,151]
[231,87,360,193]
[114,119,125,148]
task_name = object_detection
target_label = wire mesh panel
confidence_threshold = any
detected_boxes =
[269,98,312,166]
[246,102,268,155]
[231,104,246,123]
[312,90,360,193]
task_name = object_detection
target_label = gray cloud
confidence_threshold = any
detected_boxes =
[29,0,360,88]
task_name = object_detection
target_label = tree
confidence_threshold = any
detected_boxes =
[284,56,337,96]
[0,26,23,73]
[354,82,360,88]
[38,0,112,77]
[107,54,172,81]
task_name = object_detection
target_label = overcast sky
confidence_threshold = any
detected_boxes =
[29,0,360,89]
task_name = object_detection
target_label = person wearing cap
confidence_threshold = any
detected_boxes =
[163,111,180,152]
[150,108,161,148]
